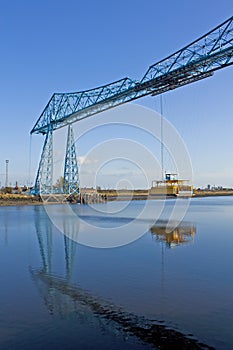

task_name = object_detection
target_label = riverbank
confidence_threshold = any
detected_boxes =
[0,194,42,206]
[193,189,233,197]
[100,189,233,200]
[0,190,233,206]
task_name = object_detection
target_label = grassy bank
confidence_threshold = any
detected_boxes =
[0,194,41,206]
[0,189,233,207]
[193,189,233,197]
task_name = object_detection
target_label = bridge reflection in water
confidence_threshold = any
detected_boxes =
[150,222,196,248]
[31,208,212,350]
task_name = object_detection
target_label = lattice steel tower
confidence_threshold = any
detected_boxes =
[34,128,53,194]
[63,124,79,195]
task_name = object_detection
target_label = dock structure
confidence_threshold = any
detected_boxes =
[37,190,106,205]
[79,191,106,205]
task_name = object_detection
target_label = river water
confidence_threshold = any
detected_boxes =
[0,196,232,349]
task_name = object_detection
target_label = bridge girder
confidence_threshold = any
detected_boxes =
[31,16,233,135]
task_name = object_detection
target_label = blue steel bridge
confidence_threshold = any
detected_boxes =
[31,16,233,195]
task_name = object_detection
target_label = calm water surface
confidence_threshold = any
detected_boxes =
[0,197,232,349]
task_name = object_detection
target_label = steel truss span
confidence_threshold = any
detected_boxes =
[31,16,233,195]
[31,16,233,135]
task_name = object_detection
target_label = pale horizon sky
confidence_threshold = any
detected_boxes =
[0,1,233,189]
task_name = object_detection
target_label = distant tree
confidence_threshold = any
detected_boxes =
[2,187,12,194]
[55,176,65,189]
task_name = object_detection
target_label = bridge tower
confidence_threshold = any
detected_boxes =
[34,124,79,195]
[34,127,53,195]
[63,124,79,195]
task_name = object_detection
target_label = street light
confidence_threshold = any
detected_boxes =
[5,160,9,188]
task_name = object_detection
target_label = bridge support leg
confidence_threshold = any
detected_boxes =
[63,124,79,195]
[34,128,53,194]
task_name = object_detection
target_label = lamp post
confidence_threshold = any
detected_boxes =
[5,160,9,188]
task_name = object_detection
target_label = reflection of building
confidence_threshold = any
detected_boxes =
[150,222,196,248]
[150,173,193,197]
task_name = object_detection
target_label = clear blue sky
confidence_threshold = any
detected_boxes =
[0,0,233,188]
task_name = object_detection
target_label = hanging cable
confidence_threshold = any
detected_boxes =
[28,134,32,188]
[160,94,164,181]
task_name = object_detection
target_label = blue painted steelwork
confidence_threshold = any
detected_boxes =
[141,16,233,84]
[31,16,233,135]
[31,78,137,134]
[34,128,53,194]
[31,16,233,194]
[63,124,79,195]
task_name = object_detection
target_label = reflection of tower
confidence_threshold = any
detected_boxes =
[32,207,78,314]
[34,207,78,279]
[63,218,77,281]
[5,160,9,187]
[35,208,53,274]
[30,211,211,349]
